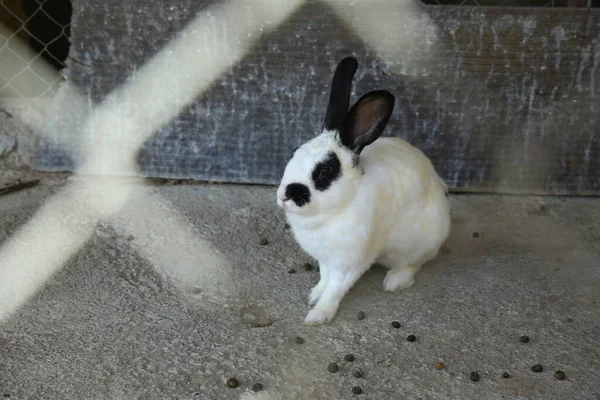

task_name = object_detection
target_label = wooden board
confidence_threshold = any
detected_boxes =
[33,1,600,195]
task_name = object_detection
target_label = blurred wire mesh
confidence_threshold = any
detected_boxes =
[0,0,71,105]
[1,0,598,108]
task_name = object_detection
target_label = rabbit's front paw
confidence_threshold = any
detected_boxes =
[304,304,337,324]
[308,282,326,305]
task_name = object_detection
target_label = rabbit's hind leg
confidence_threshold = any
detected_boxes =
[381,251,435,292]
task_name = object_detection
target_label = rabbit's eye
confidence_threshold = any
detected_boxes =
[312,151,341,192]
[320,167,332,176]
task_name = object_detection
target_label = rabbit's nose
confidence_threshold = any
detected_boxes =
[277,195,290,208]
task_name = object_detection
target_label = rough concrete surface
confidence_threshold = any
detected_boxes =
[0,108,46,190]
[0,179,599,400]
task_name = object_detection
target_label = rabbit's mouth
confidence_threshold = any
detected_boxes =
[278,198,305,215]
[278,199,297,213]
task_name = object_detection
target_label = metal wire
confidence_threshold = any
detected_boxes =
[0,0,70,101]
[1,0,597,103]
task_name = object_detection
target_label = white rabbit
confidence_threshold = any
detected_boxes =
[276,57,451,324]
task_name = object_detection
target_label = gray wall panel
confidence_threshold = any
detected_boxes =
[34,1,600,195]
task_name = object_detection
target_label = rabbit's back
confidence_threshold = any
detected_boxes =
[359,136,451,262]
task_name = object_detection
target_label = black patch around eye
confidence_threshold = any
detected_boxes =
[285,183,311,207]
[312,151,342,191]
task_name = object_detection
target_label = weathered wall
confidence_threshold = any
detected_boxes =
[34,1,600,195]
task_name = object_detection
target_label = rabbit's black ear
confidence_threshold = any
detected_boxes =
[339,90,395,155]
[321,57,359,133]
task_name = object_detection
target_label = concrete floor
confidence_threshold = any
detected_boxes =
[0,178,599,400]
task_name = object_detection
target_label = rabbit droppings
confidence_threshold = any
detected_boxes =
[277,57,451,324]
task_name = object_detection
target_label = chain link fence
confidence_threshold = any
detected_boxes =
[0,0,71,106]
[1,0,598,108]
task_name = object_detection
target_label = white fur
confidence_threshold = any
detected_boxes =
[277,130,451,324]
